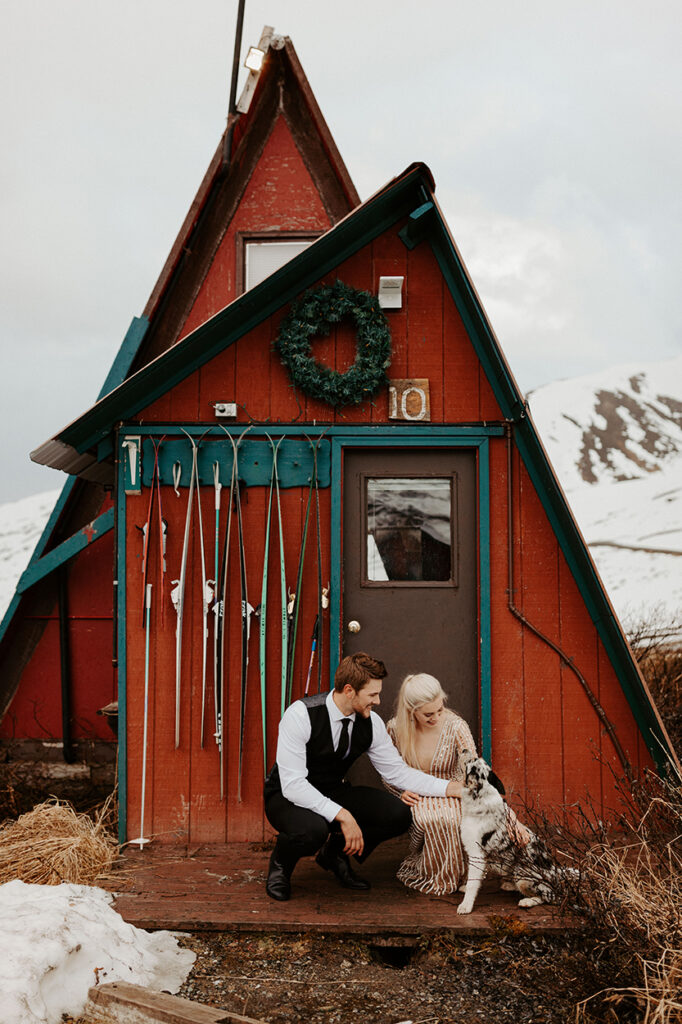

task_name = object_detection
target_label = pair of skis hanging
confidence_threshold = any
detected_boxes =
[170,429,328,798]
[258,433,328,774]
[172,426,253,799]
[171,429,212,750]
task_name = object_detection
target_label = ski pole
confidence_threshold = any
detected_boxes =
[131,583,153,849]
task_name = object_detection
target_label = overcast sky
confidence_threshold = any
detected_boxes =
[1,0,680,501]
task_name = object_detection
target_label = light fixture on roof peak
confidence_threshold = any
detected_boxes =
[244,46,266,72]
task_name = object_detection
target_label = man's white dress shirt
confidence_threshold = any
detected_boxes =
[275,691,449,822]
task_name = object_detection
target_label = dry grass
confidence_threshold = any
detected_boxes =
[572,765,682,1023]
[627,609,682,756]
[577,953,682,1023]
[0,794,118,886]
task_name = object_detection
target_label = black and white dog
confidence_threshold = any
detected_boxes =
[457,751,576,915]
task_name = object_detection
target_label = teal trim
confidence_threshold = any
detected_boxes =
[116,439,128,844]
[130,423,506,439]
[327,429,492,757]
[140,437,331,489]
[16,508,114,594]
[398,200,436,250]
[477,440,492,761]
[431,235,524,421]
[99,317,150,397]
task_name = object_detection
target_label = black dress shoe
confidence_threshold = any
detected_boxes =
[266,852,292,901]
[315,842,371,891]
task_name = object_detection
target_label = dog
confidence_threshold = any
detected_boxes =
[457,751,576,915]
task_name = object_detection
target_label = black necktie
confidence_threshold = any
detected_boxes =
[338,718,351,759]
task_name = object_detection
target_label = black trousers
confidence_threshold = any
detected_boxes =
[265,783,412,868]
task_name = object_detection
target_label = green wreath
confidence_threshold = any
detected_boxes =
[275,281,392,407]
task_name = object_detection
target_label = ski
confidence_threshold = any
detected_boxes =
[170,438,197,748]
[131,582,153,849]
[285,459,314,706]
[216,426,251,799]
[285,434,326,705]
[233,438,251,803]
[210,460,221,757]
[183,431,212,750]
[309,433,324,694]
[274,439,289,719]
[259,434,284,774]
[214,443,237,799]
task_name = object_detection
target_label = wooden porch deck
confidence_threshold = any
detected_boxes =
[111,838,572,935]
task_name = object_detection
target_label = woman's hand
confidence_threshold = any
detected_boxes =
[400,790,422,807]
[445,779,464,798]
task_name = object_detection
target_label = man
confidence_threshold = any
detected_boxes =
[263,651,464,901]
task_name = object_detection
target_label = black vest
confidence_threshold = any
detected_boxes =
[264,692,373,801]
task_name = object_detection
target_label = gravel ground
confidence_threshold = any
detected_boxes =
[175,921,608,1024]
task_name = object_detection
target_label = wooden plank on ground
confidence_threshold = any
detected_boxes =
[85,980,265,1024]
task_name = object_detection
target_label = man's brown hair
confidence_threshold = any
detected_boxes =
[334,652,387,694]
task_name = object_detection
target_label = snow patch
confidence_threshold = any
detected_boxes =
[0,491,60,621]
[0,880,195,1024]
[529,355,682,622]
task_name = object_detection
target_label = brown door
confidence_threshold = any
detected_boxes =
[342,448,479,739]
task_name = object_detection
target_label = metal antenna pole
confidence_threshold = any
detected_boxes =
[222,0,247,166]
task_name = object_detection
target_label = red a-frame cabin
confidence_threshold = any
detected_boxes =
[7,34,676,847]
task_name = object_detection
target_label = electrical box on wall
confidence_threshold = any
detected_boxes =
[213,402,238,419]
[378,276,404,309]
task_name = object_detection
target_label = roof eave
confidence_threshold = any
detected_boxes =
[33,162,432,465]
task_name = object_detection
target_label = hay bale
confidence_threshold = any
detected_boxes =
[0,797,117,886]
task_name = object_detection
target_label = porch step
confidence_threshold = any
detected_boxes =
[84,981,266,1024]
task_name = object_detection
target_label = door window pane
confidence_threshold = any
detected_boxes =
[366,477,452,582]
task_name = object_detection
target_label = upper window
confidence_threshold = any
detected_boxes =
[243,238,315,292]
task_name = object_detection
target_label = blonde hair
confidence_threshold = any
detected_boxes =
[391,673,448,769]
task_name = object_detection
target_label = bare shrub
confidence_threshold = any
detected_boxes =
[571,762,682,1022]
[626,608,682,757]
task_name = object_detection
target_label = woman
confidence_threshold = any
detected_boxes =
[386,673,475,896]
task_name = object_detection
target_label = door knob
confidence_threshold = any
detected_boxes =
[347,620,361,633]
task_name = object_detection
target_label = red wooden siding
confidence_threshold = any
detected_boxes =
[178,114,333,343]
[125,473,332,843]
[143,229,504,428]
[125,218,652,843]
[0,531,116,743]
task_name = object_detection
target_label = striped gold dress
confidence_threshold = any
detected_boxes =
[386,712,477,896]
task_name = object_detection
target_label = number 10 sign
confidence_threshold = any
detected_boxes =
[388,379,431,421]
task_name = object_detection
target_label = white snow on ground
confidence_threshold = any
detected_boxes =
[0,880,195,1024]
[0,490,60,621]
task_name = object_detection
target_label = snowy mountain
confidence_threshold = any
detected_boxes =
[528,354,682,628]
[0,356,680,631]
[0,490,61,623]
